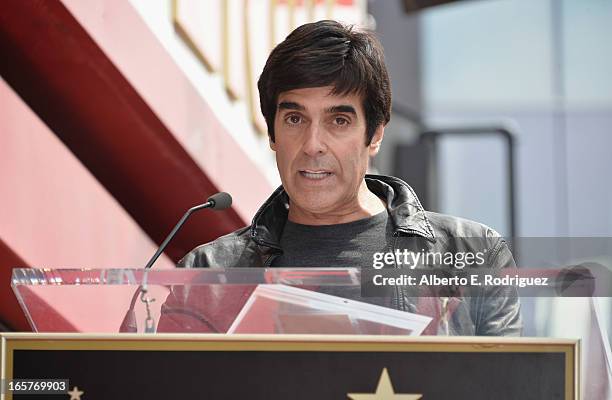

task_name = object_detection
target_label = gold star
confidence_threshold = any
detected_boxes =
[347,368,422,400]
[67,386,84,400]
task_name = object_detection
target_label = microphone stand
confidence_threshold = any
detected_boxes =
[119,193,232,333]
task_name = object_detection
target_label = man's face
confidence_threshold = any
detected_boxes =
[270,86,384,219]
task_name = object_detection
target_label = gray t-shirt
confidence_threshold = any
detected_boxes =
[272,210,393,268]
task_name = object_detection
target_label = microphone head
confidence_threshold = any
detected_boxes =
[207,192,232,210]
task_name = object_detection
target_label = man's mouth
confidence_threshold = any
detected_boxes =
[299,170,333,180]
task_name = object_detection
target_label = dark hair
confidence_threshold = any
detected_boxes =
[257,20,391,145]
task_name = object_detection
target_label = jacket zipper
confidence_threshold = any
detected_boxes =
[389,232,401,310]
[391,229,430,312]
[263,253,279,267]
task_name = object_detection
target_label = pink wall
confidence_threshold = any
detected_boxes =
[0,0,276,330]
[0,78,173,330]
[61,0,272,222]
[0,78,173,269]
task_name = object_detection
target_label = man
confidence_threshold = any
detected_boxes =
[178,20,521,336]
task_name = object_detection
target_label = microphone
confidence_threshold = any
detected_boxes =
[206,192,232,210]
[144,192,232,269]
[119,192,232,333]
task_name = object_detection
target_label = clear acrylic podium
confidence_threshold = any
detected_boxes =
[11,268,432,334]
[7,268,582,399]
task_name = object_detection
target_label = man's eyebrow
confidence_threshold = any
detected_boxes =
[277,101,305,111]
[326,105,357,115]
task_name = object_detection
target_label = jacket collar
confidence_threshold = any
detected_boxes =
[250,174,435,249]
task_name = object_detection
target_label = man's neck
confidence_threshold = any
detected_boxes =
[287,181,386,226]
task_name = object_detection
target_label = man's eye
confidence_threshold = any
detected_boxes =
[285,115,302,125]
[334,117,349,126]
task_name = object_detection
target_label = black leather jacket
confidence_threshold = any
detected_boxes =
[179,175,522,336]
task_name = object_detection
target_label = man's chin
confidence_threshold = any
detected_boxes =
[286,195,340,218]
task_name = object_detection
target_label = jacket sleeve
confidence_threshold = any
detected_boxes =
[474,236,523,336]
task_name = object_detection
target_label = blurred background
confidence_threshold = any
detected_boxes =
[0,0,610,363]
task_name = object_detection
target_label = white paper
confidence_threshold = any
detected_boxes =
[228,284,432,335]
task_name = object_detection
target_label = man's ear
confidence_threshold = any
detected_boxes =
[368,125,385,156]
[269,135,276,151]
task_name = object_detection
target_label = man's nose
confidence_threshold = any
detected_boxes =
[301,123,327,156]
